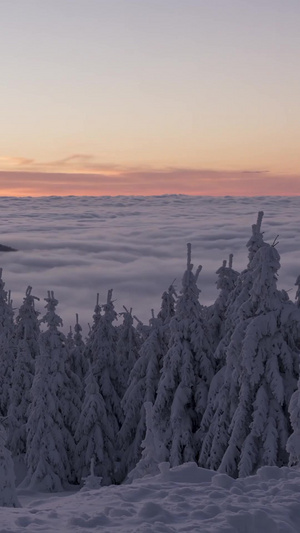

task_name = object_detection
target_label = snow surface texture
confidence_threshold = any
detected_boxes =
[1,462,300,532]
[1,195,300,333]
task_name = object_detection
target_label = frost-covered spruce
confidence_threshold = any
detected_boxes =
[74,363,115,485]
[127,402,167,482]
[286,275,300,466]
[22,292,74,491]
[0,270,16,417]
[157,281,177,349]
[85,293,102,364]
[64,327,83,456]
[7,286,40,457]
[87,290,123,483]
[115,307,142,399]
[0,423,20,507]
[198,212,266,470]
[214,212,265,365]
[157,282,177,325]
[152,244,214,467]
[74,364,115,485]
[73,314,88,385]
[118,311,168,480]
[207,255,239,357]
[218,242,300,477]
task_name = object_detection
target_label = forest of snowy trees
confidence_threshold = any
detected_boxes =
[2,211,300,503]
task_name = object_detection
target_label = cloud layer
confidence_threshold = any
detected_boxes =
[1,156,300,196]
[0,195,300,334]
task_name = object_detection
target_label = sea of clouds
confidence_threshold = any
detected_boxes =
[0,195,300,333]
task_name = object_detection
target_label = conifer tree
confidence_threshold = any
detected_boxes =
[87,290,123,483]
[73,314,88,384]
[218,242,300,477]
[64,326,82,453]
[285,276,300,466]
[115,307,142,398]
[7,286,40,457]
[127,402,167,482]
[118,310,167,480]
[152,244,214,467]
[0,270,16,417]
[157,281,177,325]
[0,422,20,507]
[208,255,239,356]
[85,293,101,364]
[198,212,267,470]
[22,292,74,491]
[74,363,115,485]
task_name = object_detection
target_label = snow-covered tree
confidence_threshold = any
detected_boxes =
[118,311,167,480]
[207,255,239,356]
[287,386,300,466]
[84,290,123,483]
[85,293,101,364]
[157,281,177,325]
[127,402,167,482]
[0,270,16,417]
[22,292,74,491]
[0,422,20,507]
[7,286,40,456]
[198,212,267,470]
[115,307,142,398]
[64,327,83,451]
[152,243,215,467]
[74,364,115,485]
[286,275,300,466]
[218,242,300,477]
[73,314,88,384]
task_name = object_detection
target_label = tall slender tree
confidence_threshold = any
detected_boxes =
[115,307,142,399]
[22,292,74,491]
[0,423,20,507]
[198,212,267,470]
[153,244,214,467]
[118,311,167,480]
[218,242,300,477]
[0,270,16,417]
[7,286,40,456]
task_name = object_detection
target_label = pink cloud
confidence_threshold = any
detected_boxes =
[0,168,300,196]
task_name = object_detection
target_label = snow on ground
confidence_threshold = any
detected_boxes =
[1,462,300,532]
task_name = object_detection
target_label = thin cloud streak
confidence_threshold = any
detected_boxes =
[0,168,300,196]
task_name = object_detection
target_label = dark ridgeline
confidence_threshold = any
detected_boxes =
[0,244,17,252]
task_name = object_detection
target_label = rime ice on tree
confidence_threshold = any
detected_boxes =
[75,363,114,485]
[153,244,214,467]
[207,255,239,357]
[0,269,16,417]
[7,286,40,456]
[127,402,167,482]
[219,242,300,477]
[22,291,74,491]
[83,290,123,483]
[115,307,142,399]
[0,423,20,507]
[118,308,168,480]
[198,213,267,471]
[85,293,102,364]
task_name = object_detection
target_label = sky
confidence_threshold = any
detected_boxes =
[1,0,300,196]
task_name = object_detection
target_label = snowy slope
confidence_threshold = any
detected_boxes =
[1,462,300,532]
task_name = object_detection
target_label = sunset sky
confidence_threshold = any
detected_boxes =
[1,0,300,196]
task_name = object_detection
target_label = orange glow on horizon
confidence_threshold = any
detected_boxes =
[1,168,300,197]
